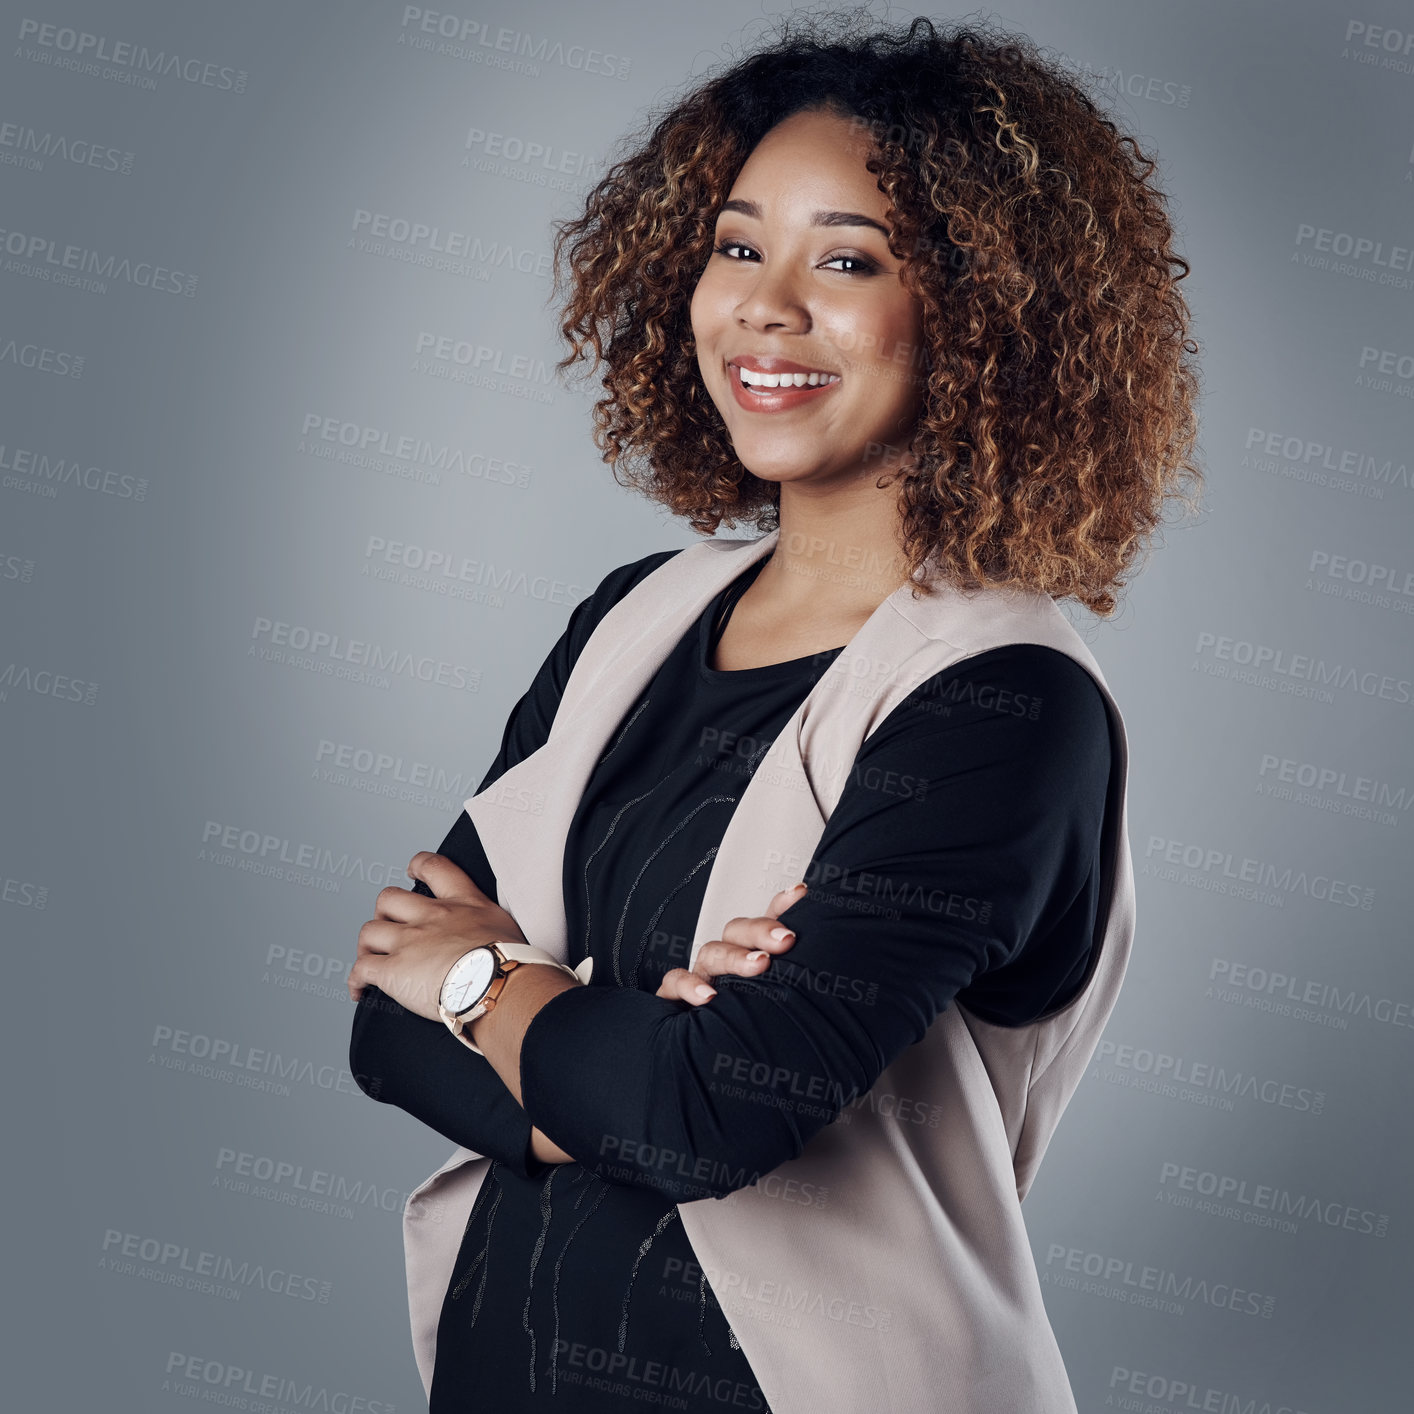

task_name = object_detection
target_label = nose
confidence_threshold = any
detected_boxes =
[733,258,810,333]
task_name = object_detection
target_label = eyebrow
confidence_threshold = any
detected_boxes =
[716,197,892,239]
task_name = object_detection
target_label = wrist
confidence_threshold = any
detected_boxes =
[465,955,582,1055]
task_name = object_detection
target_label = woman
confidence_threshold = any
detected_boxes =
[348,14,1200,1413]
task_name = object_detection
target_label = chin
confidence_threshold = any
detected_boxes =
[728,437,835,480]
[733,456,820,485]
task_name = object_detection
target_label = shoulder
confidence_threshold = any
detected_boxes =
[864,641,1112,778]
[587,546,684,611]
[917,640,1108,714]
[561,546,684,658]
[479,547,687,776]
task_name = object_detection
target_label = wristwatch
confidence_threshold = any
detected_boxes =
[438,941,594,1056]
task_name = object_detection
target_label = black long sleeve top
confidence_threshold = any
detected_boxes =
[349,546,1112,1412]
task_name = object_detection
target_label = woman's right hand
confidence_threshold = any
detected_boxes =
[655,882,806,1005]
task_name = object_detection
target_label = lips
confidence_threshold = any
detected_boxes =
[726,356,842,412]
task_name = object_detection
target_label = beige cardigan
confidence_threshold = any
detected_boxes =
[401,529,1134,1412]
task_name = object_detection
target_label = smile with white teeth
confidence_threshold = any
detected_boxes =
[734,365,841,389]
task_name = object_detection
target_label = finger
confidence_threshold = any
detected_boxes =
[356,917,405,958]
[654,968,718,1005]
[408,851,487,902]
[348,956,373,1002]
[762,881,808,920]
[719,913,798,953]
[373,884,439,922]
[691,937,775,980]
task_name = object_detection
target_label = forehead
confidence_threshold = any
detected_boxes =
[725,108,887,213]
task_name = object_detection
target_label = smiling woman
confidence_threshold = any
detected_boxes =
[348,11,1200,1414]
[691,115,927,496]
[554,13,1201,617]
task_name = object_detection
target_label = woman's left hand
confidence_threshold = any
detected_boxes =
[348,852,532,1021]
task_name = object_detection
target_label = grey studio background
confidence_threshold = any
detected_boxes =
[2,1,1411,1410]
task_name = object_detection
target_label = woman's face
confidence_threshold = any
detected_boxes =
[690,105,927,490]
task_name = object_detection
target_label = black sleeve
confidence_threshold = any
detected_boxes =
[348,548,682,1179]
[516,643,1113,1199]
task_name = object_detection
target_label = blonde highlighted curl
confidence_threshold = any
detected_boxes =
[550,11,1203,616]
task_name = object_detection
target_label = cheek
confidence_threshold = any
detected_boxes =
[883,297,923,358]
[872,304,925,400]
[688,282,718,360]
[690,312,715,380]
[688,268,720,324]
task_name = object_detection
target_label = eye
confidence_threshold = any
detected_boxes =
[711,240,759,262]
[821,252,880,275]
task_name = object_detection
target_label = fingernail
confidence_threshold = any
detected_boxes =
[792,882,808,893]
[746,951,768,964]
[769,927,794,942]
[695,984,716,999]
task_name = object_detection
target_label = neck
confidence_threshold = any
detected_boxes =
[760,476,914,614]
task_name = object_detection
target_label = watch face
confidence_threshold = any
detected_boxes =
[441,948,496,1014]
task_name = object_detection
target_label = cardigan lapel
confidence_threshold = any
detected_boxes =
[461,532,778,960]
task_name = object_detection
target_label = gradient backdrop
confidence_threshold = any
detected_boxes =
[3,2,1412,1410]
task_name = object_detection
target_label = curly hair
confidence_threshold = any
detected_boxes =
[550,9,1203,616]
